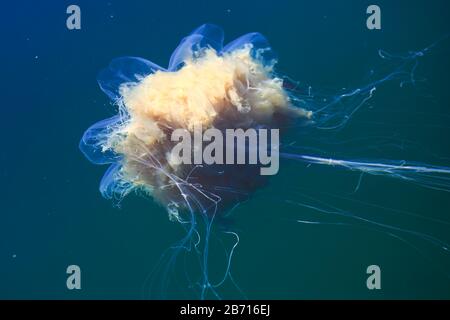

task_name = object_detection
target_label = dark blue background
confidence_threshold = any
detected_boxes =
[1,0,449,299]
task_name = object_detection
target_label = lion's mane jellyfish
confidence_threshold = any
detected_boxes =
[80,24,450,299]
[81,24,310,220]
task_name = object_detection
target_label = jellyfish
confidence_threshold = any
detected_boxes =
[80,24,450,299]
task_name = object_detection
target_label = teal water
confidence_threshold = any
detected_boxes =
[1,0,450,299]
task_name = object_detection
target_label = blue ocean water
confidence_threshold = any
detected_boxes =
[1,0,450,299]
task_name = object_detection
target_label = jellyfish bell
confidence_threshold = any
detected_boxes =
[80,24,312,219]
